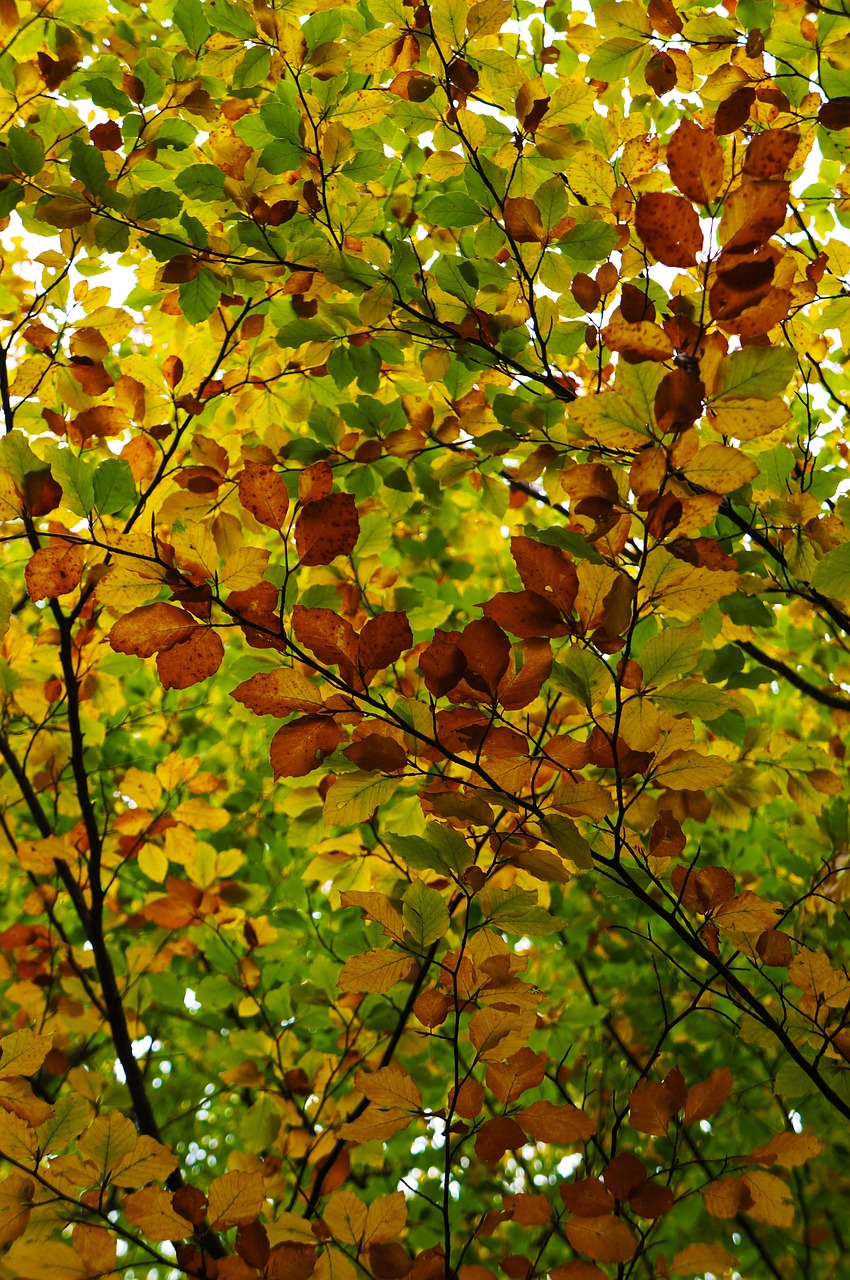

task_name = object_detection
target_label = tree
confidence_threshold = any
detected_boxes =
[0,0,848,1274]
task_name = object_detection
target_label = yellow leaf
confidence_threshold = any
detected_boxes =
[3,1241,89,1279]
[207,1168,265,1228]
[0,1029,53,1080]
[220,546,271,591]
[78,1111,137,1175]
[741,1169,794,1228]
[113,1135,179,1188]
[324,1188,367,1246]
[364,1190,407,1243]
[120,767,163,809]
[124,1186,192,1241]
[138,843,169,883]
[338,950,414,994]
[682,443,759,494]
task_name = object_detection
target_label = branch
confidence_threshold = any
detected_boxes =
[738,639,850,712]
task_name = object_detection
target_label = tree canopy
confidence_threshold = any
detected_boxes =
[0,0,850,1275]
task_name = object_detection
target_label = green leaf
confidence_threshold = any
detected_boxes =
[562,220,619,266]
[173,0,212,50]
[402,880,450,947]
[43,445,96,517]
[175,164,226,200]
[93,458,137,516]
[83,77,133,113]
[137,189,182,221]
[421,193,482,228]
[480,887,566,936]
[69,137,108,196]
[388,822,473,876]
[639,623,702,688]
[551,648,612,708]
[811,542,850,600]
[7,128,44,177]
[714,347,797,400]
[178,269,222,324]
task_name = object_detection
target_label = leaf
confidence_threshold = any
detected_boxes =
[811,542,850,599]
[741,1170,794,1227]
[628,1078,680,1135]
[113,1136,179,1188]
[565,1216,637,1264]
[323,772,399,826]
[635,193,702,267]
[24,541,84,601]
[713,345,797,398]
[295,493,360,566]
[179,268,222,324]
[238,463,290,530]
[232,668,326,716]
[682,444,759,494]
[519,1100,596,1143]
[110,604,200,658]
[354,1066,422,1110]
[124,1187,191,1241]
[671,1244,736,1277]
[208,1170,265,1228]
[338,950,415,994]
[93,458,136,515]
[481,887,565,935]
[748,1130,826,1169]
[0,1030,53,1079]
[358,612,413,669]
[684,1067,733,1123]
[666,119,724,205]
[402,880,450,946]
[156,629,224,689]
[269,716,342,778]
[78,1111,137,1173]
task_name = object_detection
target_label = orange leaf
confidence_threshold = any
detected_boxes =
[671,1244,736,1276]
[635,192,702,267]
[238,463,290,530]
[473,1116,526,1165]
[503,197,546,244]
[628,1078,680,1136]
[565,1215,636,1264]
[485,1048,546,1103]
[295,493,359,566]
[109,603,199,658]
[156,629,224,690]
[684,1066,733,1124]
[450,1078,485,1119]
[25,541,84,601]
[124,1187,191,1242]
[292,605,358,670]
[231,668,326,716]
[269,716,341,778]
[298,460,333,504]
[208,1169,264,1229]
[748,1130,826,1169]
[666,119,724,205]
[338,950,415,993]
[702,1174,752,1219]
[354,1065,422,1110]
[518,1099,596,1144]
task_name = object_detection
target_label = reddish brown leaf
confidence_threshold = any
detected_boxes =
[744,130,799,178]
[635,193,702,267]
[450,1078,485,1119]
[235,1221,270,1268]
[238,463,290,530]
[292,605,358,670]
[565,1216,637,1264]
[819,97,850,131]
[756,929,792,967]
[503,197,545,243]
[91,120,122,151]
[25,541,84,601]
[629,1181,674,1219]
[559,1179,614,1217]
[571,273,601,312]
[269,716,342,778]
[519,1100,596,1144]
[420,631,465,697]
[481,590,568,639]
[156,629,224,690]
[498,639,553,711]
[485,1048,547,1104]
[649,809,686,858]
[645,48,677,97]
[602,1154,646,1200]
[719,180,789,252]
[359,612,413,670]
[666,119,724,206]
[714,86,755,135]
[231,668,325,716]
[628,1077,680,1136]
[458,618,511,698]
[473,1116,526,1166]
[22,468,62,515]
[295,492,359,566]
[510,536,578,617]
[684,1066,732,1123]
[343,734,407,773]
[702,1174,752,1219]
[110,604,200,659]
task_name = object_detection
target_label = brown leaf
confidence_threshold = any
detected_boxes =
[635,193,702,267]
[714,86,755,135]
[519,1100,596,1144]
[298,460,333,504]
[503,197,546,244]
[485,1048,546,1103]
[292,605,358,670]
[628,1077,680,1135]
[420,631,466,696]
[343,734,407,773]
[671,1244,736,1276]
[236,1220,270,1268]
[819,97,850,131]
[473,1116,526,1165]
[719,180,789,252]
[339,950,415,994]
[649,809,686,858]
[71,405,131,440]
[645,48,677,97]
[511,536,578,616]
[358,612,413,670]
[565,1215,637,1264]
[450,1078,485,1119]
[269,716,342,778]
[156,629,223,690]
[458,618,511,698]
[629,1181,673,1219]
[482,590,568,639]
[602,1154,646,1200]
[559,1179,614,1217]
[756,929,792,967]
[498,639,552,710]
[744,130,799,178]
[231,668,325,716]
[684,1066,732,1123]
[295,492,359,565]
[702,1174,752,1219]
[238,463,290,530]
[25,541,84,601]
[110,603,200,658]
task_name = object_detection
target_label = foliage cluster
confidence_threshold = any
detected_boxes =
[0,0,850,1276]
